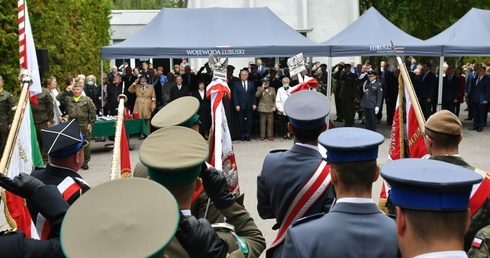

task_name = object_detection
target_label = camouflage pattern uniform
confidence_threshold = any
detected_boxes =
[430,155,490,252]
[56,90,96,163]
[31,88,54,162]
[0,89,15,156]
[468,225,490,258]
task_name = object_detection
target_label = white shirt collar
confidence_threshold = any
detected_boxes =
[336,198,374,204]
[295,142,319,152]
[414,251,467,258]
[181,209,191,216]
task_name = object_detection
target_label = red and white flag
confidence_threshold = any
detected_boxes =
[1,0,45,239]
[206,77,240,195]
[289,75,318,94]
[19,0,42,104]
[381,73,428,200]
[119,124,132,178]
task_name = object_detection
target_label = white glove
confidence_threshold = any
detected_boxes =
[375,107,380,114]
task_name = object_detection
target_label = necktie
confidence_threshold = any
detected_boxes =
[243,81,247,91]
[448,75,452,81]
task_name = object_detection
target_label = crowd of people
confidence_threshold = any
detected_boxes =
[330,57,490,134]
[1,57,490,257]
[0,87,489,257]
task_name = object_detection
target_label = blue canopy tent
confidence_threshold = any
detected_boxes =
[320,7,441,117]
[101,7,329,59]
[424,8,490,111]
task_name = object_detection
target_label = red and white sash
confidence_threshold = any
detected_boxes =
[36,177,83,240]
[267,160,331,252]
[469,168,490,217]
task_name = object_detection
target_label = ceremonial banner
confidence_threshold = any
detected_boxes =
[19,1,42,104]
[3,102,42,239]
[380,56,428,204]
[206,78,240,195]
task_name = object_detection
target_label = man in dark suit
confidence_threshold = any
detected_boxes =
[233,69,257,141]
[441,67,460,114]
[170,75,189,102]
[181,65,198,93]
[281,128,397,258]
[416,62,437,120]
[469,67,490,132]
[384,66,398,125]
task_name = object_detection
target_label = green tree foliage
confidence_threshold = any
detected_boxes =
[111,0,184,9]
[359,0,490,66]
[0,0,111,97]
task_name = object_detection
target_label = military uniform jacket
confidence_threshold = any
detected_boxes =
[0,89,15,125]
[468,224,490,258]
[166,202,266,258]
[255,86,276,113]
[0,185,69,258]
[361,80,383,109]
[32,88,54,124]
[339,72,358,100]
[257,145,335,244]
[430,155,490,251]
[28,164,91,223]
[56,91,96,125]
[281,202,398,258]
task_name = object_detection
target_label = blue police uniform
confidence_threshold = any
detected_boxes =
[281,128,398,258]
[381,158,483,258]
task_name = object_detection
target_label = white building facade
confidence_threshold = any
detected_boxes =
[109,0,360,72]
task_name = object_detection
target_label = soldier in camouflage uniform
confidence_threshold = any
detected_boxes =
[56,82,96,170]
[31,87,54,163]
[468,225,490,258]
[0,76,16,156]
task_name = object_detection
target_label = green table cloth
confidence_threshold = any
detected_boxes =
[91,119,147,137]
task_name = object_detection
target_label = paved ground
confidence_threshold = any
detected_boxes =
[2,101,490,257]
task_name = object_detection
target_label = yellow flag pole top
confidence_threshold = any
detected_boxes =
[390,41,426,134]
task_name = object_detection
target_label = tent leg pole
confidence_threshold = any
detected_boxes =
[437,56,444,112]
[327,56,333,129]
[100,60,104,115]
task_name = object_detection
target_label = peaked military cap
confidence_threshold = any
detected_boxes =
[367,70,377,77]
[425,110,462,136]
[319,127,384,163]
[151,96,200,129]
[227,65,235,71]
[261,77,270,83]
[284,90,330,129]
[140,126,209,185]
[381,158,483,211]
[41,120,85,158]
[61,178,179,258]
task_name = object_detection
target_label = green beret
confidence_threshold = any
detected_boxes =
[140,126,209,185]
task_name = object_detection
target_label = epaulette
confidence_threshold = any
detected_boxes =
[269,149,288,154]
[0,228,17,235]
[291,213,324,228]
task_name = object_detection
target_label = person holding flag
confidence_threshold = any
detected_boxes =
[423,110,490,251]
[28,120,91,240]
[0,172,69,258]
[257,90,335,257]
